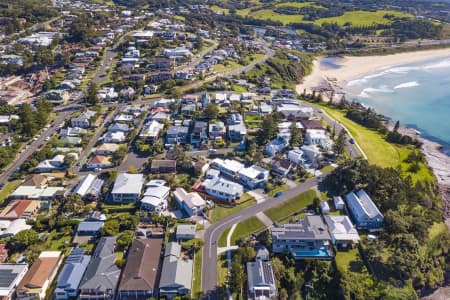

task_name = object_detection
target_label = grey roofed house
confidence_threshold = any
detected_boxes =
[76,221,104,236]
[176,224,196,240]
[73,174,104,199]
[0,263,28,300]
[79,237,121,300]
[159,242,193,298]
[247,260,277,299]
[117,238,164,300]
[111,173,145,203]
[108,123,133,133]
[271,216,331,241]
[55,248,91,300]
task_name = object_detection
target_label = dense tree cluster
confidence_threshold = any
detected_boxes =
[0,0,58,33]
[325,159,450,293]
[275,6,345,21]
[345,107,384,130]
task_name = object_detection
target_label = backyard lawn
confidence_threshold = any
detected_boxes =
[210,193,256,223]
[264,189,316,222]
[230,217,265,245]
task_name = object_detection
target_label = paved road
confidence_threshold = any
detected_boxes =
[0,35,128,183]
[72,108,118,173]
[0,103,82,184]
[201,175,324,299]
[301,102,362,159]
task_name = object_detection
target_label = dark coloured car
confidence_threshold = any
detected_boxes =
[274,191,283,198]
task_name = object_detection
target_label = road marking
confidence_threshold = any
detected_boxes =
[208,216,240,258]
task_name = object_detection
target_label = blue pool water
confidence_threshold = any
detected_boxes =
[293,247,330,258]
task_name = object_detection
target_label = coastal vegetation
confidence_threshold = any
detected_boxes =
[326,159,449,297]
[304,99,434,183]
[243,50,314,89]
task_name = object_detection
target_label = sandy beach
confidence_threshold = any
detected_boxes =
[296,48,450,98]
[296,49,450,227]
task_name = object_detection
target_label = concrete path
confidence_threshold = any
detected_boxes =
[247,190,267,204]
[225,224,238,300]
[256,212,273,227]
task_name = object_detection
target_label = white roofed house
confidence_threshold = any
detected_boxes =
[140,180,170,212]
[110,173,144,204]
[228,123,247,142]
[277,103,314,120]
[108,123,133,133]
[73,174,104,201]
[35,155,65,173]
[238,165,269,189]
[333,196,345,210]
[173,188,206,217]
[102,131,126,143]
[305,129,333,150]
[208,121,226,141]
[265,136,289,157]
[210,158,244,178]
[163,47,193,59]
[139,120,164,142]
[324,215,360,249]
[201,176,244,202]
[71,110,97,129]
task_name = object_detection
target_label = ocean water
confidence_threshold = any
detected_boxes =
[340,55,450,155]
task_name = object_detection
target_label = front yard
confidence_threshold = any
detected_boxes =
[264,189,316,222]
[230,216,265,245]
[210,193,256,223]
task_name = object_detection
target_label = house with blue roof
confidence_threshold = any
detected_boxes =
[55,248,91,300]
[345,189,384,230]
[76,221,104,236]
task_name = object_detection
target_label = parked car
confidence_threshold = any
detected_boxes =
[274,191,283,198]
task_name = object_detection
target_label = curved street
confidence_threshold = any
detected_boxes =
[201,175,322,299]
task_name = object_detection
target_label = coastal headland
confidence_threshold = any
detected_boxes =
[297,49,450,227]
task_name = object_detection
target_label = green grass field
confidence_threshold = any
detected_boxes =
[231,84,248,92]
[335,248,368,274]
[276,1,323,9]
[314,10,411,26]
[316,104,434,183]
[212,61,242,73]
[268,184,289,197]
[0,181,20,206]
[217,253,228,288]
[192,249,203,297]
[230,217,265,245]
[209,5,230,15]
[218,227,231,247]
[264,189,316,222]
[210,194,256,223]
[236,4,411,27]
